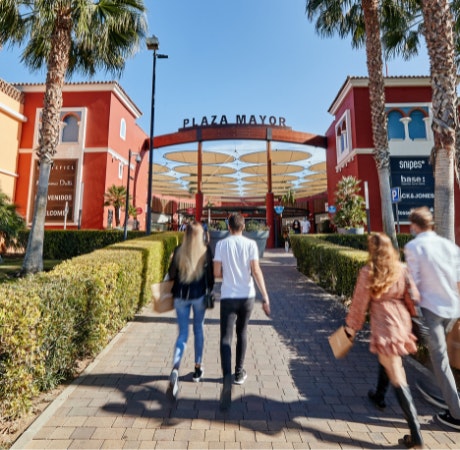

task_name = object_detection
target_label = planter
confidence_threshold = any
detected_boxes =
[243,230,269,258]
[346,227,364,235]
[208,229,269,258]
[209,230,229,256]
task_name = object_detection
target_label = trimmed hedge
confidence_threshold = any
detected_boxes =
[0,232,180,420]
[17,229,146,260]
[290,234,368,299]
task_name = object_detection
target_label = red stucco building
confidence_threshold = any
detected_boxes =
[14,82,150,230]
[325,76,460,241]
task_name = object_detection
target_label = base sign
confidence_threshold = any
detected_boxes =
[390,156,434,223]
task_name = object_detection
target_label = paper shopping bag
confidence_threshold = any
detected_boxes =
[151,280,174,313]
[328,326,353,359]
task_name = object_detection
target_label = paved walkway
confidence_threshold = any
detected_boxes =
[13,250,458,449]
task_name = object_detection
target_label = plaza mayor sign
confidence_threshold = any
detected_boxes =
[182,114,288,129]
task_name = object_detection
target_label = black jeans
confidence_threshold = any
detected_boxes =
[220,297,255,376]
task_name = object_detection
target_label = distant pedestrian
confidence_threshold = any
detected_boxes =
[213,213,271,411]
[300,216,311,234]
[345,233,424,448]
[292,219,301,234]
[167,220,214,399]
[405,206,460,430]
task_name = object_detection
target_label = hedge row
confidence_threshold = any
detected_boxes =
[290,232,415,300]
[0,232,180,420]
[290,234,368,300]
[16,229,146,260]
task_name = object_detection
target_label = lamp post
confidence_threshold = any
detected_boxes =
[124,149,141,240]
[146,34,168,235]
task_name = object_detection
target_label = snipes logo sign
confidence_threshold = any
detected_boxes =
[182,114,287,129]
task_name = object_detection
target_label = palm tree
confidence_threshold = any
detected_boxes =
[379,0,458,240]
[306,0,398,248]
[104,185,128,228]
[419,0,458,240]
[281,189,296,207]
[0,0,147,274]
[0,191,26,255]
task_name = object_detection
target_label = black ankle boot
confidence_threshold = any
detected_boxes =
[394,385,424,448]
[368,363,389,409]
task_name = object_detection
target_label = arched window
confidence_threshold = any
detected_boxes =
[387,110,405,140]
[61,114,79,142]
[120,118,126,140]
[408,109,427,140]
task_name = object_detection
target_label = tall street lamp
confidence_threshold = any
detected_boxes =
[146,34,168,235]
[124,149,142,240]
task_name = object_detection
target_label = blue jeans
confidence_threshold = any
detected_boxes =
[422,307,460,418]
[173,296,206,369]
[220,297,255,376]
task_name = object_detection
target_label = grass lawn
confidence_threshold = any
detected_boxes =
[0,255,61,281]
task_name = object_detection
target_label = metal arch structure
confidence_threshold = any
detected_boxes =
[141,124,328,248]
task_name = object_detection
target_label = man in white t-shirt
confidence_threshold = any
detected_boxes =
[405,206,460,430]
[300,216,311,234]
[213,213,270,411]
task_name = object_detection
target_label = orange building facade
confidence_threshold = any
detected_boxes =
[0,78,26,200]
[14,82,150,230]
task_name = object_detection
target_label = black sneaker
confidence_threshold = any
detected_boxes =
[220,374,232,411]
[234,369,247,385]
[192,366,203,382]
[437,411,460,430]
[416,381,447,409]
[167,369,179,400]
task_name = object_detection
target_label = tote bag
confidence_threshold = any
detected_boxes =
[151,280,174,313]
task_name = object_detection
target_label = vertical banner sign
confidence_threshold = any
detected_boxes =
[390,156,434,223]
[30,159,78,223]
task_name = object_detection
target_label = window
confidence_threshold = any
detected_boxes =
[120,118,126,140]
[118,162,124,179]
[387,110,405,140]
[61,114,80,143]
[408,109,427,140]
[335,110,352,164]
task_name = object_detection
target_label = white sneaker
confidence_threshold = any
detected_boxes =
[167,369,179,399]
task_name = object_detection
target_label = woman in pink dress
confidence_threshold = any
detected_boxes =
[345,233,424,449]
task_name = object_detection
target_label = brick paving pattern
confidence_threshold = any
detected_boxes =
[13,249,459,449]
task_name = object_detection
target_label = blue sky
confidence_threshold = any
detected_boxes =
[0,0,430,138]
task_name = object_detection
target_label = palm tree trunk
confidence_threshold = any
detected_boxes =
[22,14,72,274]
[362,0,398,248]
[421,0,457,241]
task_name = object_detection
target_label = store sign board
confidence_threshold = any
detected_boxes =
[30,159,78,223]
[390,156,434,223]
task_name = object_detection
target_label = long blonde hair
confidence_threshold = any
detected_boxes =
[367,232,400,298]
[177,220,207,283]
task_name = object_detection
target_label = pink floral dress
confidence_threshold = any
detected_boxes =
[346,263,420,356]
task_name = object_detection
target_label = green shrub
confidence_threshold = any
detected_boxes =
[0,279,44,419]
[17,229,146,259]
[290,234,367,299]
[0,231,181,421]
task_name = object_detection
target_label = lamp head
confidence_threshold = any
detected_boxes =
[135,154,142,164]
[146,35,159,51]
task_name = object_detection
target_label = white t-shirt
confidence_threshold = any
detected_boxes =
[300,219,310,234]
[214,234,258,299]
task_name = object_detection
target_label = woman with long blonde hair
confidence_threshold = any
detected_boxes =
[167,220,214,399]
[345,233,424,449]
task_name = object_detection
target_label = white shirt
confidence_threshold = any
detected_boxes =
[300,219,311,234]
[404,231,460,318]
[214,234,258,299]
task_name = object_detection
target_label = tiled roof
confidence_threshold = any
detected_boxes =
[0,77,25,103]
